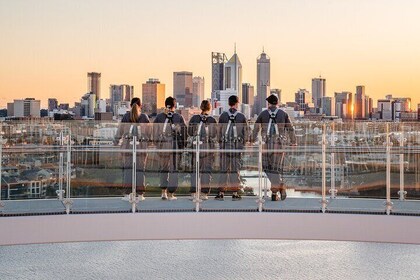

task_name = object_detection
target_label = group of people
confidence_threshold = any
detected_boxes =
[115,94,296,202]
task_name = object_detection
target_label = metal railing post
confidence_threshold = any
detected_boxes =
[63,131,73,214]
[257,134,264,212]
[193,136,202,212]
[398,129,407,200]
[321,123,328,213]
[329,123,337,199]
[385,123,393,215]
[129,135,138,213]
[57,131,64,200]
[0,135,5,211]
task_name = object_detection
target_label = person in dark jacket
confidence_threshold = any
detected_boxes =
[153,96,187,200]
[188,100,217,200]
[114,97,150,201]
[216,95,249,201]
[252,94,297,201]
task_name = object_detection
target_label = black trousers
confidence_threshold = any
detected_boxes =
[218,143,242,192]
[122,141,147,194]
[189,148,214,194]
[158,139,181,194]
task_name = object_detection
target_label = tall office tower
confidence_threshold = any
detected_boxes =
[312,77,326,113]
[355,86,366,119]
[334,92,352,119]
[81,93,96,118]
[377,99,392,120]
[87,72,101,101]
[211,52,228,101]
[11,98,41,118]
[255,50,270,114]
[142,78,166,115]
[173,71,193,107]
[109,84,134,114]
[321,96,335,116]
[242,83,254,105]
[224,49,243,99]
[123,85,134,102]
[295,89,311,111]
[418,104,420,121]
[192,76,205,107]
[48,98,58,112]
[365,95,371,118]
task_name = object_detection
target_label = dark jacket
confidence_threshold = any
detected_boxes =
[218,108,249,148]
[153,111,187,148]
[115,112,151,144]
[252,106,296,144]
[188,114,217,142]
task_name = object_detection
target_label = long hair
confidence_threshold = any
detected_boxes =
[130,97,141,123]
[200,100,211,114]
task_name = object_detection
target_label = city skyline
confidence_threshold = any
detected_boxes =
[1,0,420,108]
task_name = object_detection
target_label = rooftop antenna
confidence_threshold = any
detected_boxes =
[262,46,265,53]
[234,42,236,54]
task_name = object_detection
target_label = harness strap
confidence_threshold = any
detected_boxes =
[225,111,239,139]
[266,108,280,137]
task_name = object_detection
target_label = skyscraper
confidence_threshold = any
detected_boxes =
[242,83,254,105]
[110,85,134,114]
[48,98,58,112]
[355,85,366,119]
[192,76,205,107]
[10,98,41,118]
[223,50,242,99]
[142,78,166,115]
[87,72,101,100]
[173,71,193,107]
[256,50,270,114]
[295,89,311,111]
[312,77,326,113]
[211,52,228,101]
[334,91,352,119]
[321,96,335,116]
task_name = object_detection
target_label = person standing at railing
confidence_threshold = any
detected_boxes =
[154,97,187,200]
[252,94,297,201]
[216,95,249,201]
[187,100,217,201]
[114,97,150,201]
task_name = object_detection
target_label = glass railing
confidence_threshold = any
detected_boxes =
[1,120,419,216]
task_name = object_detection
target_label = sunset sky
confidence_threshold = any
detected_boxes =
[1,0,419,108]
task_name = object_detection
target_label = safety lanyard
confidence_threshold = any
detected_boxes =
[225,111,239,139]
[266,108,280,137]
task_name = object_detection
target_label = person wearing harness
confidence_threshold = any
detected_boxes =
[216,95,249,201]
[153,96,187,200]
[114,97,151,201]
[188,100,217,200]
[252,94,297,201]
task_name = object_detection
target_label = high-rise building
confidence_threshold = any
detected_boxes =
[270,89,281,103]
[295,89,311,111]
[311,77,326,113]
[48,98,58,112]
[256,51,270,114]
[355,86,366,119]
[142,78,166,115]
[192,77,205,107]
[173,71,193,107]
[334,91,352,119]
[211,52,228,101]
[81,93,96,118]
[87,72,101,100]
[9,98,41,118]
[321,96,335,116]
[224,50,242,99]
[109,85,134,114]
[242,83,254,105]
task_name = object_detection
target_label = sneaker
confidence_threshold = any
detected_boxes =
[189,193,196,201]
[138,194,145,201]
[215,192,224,201]
[168,193,177,201]
[122,194,130,201]
[232,193,242,201]
[161,190,168,200]
[200,193,209,200]
[280,189,287,201]
[271,192,279,201]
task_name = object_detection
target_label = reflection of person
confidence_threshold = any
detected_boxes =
[188,100,217,200]
[153,97,187,200]
[217,95,249,201]
[114,97,150,201]
[252,94,297,201]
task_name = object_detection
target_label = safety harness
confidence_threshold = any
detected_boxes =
[225,110,239,141]
[266,108,280,137]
